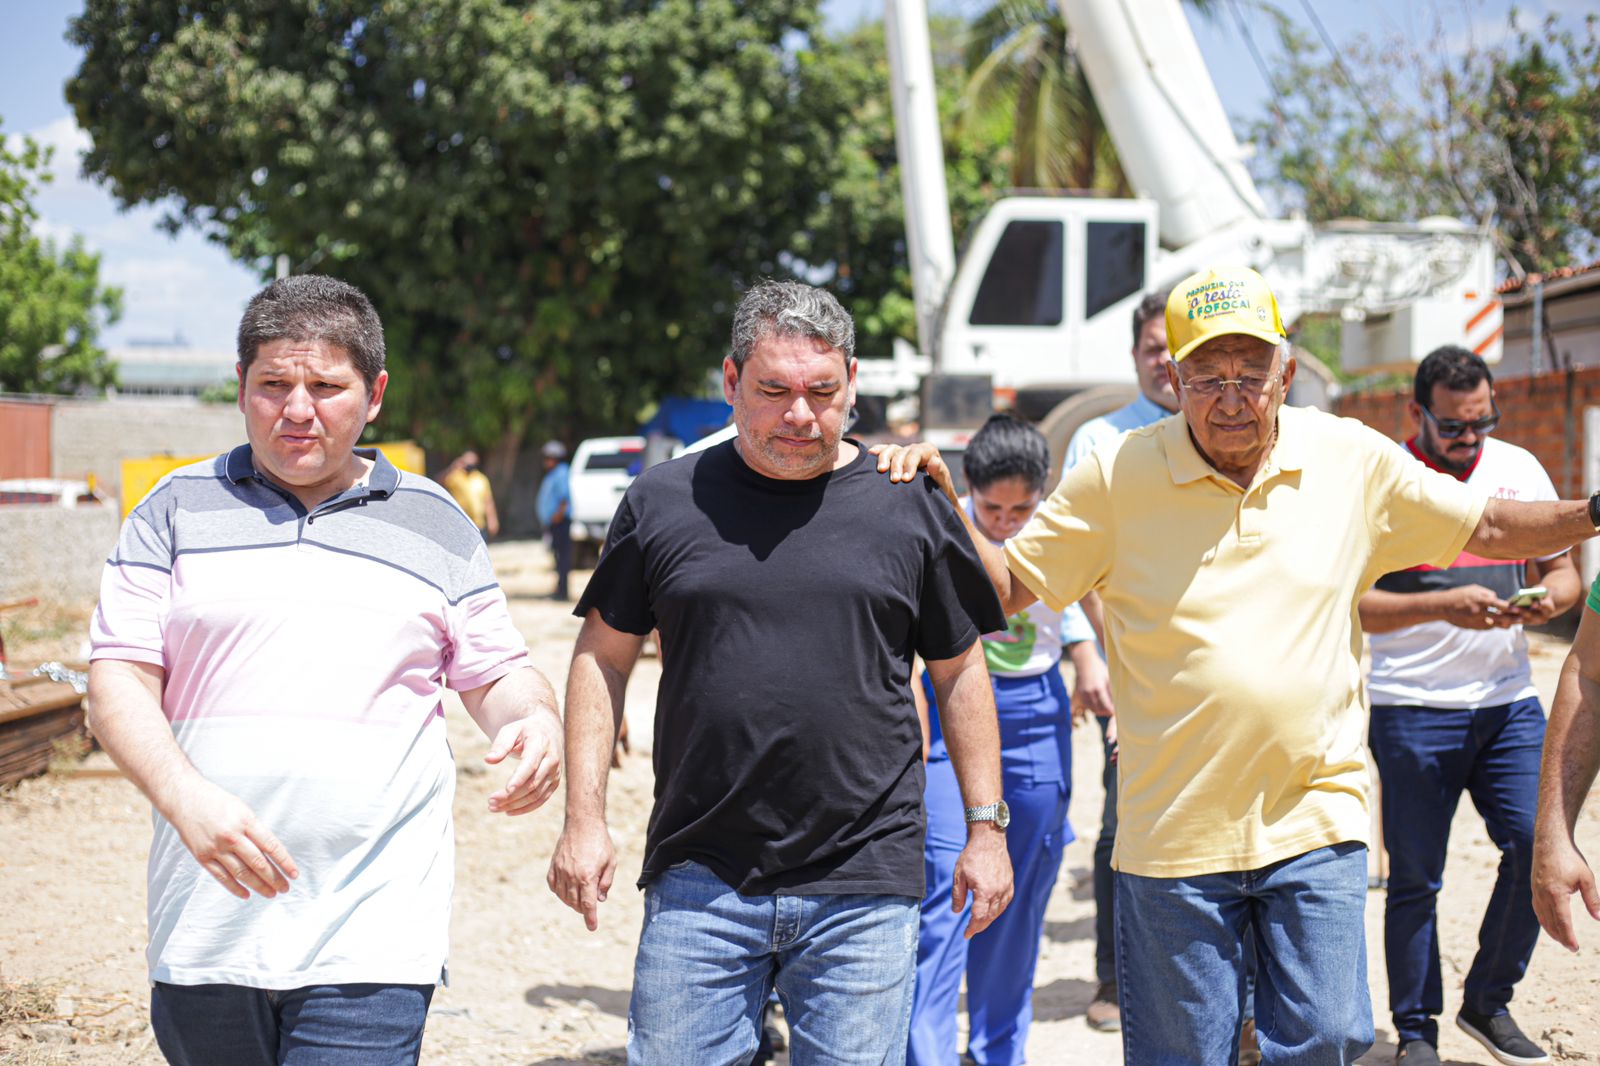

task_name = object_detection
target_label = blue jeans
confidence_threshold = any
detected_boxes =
[1116,842,1373,1065]
[150,982,433,1065]
[1370,698,1545,1046]
[549,518,572,598]
[628,860,918,1066]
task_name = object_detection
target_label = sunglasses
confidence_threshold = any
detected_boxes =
[1420,402,1500,439]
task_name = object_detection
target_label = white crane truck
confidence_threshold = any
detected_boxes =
[865,0,1505,467]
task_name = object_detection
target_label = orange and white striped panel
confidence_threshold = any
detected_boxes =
[1464,291,1504,361]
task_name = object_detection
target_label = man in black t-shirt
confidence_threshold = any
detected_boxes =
[547,280,1012,1066]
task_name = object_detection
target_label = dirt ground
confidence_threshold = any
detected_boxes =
[3,537,1599,1064]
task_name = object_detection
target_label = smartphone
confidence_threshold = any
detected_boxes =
[1507,586,1548,609]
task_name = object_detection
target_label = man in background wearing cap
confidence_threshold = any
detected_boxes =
[877,265,1600,1062]
[537,440,572,600]
[1359,346,1573,1066]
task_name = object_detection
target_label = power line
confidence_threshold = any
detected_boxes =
[1296,0,1405,162]
[1225,0,1296,139]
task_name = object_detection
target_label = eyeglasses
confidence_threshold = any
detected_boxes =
[1176,369,1280,400]
[1420,402,1500,439]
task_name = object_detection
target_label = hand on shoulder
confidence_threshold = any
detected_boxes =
[870,442,958,507]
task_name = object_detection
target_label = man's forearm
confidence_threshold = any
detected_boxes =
[562,653,627,825]
[465,665,560,738]
[1358,589,1452,633]
[943,502,1022,613]
[86,659,203,818]
[1536,554,1584,615]
[1080,591,1106,648]
[1470,498,1594,560]
[928,647,1003,811]
[1541,658,1600,840]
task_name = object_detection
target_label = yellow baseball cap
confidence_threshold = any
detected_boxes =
[1165,267,1287,362]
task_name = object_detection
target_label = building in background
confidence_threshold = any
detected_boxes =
[105,338,235,399]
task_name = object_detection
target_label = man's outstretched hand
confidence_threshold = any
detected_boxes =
[484,711,563,816]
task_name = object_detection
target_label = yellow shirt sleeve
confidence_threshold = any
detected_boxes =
[1360,424,1488,586]
[1003,448,1115,612]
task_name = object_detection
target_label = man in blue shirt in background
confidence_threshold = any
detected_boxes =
[537,440,573,600]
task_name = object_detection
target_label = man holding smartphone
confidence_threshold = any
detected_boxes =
[1359,345,1580,1066]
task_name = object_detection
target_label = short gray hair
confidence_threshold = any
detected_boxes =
[237,275,386,391]
[730,280,855,371]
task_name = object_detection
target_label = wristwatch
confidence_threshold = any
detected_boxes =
[1588,488,1600,531]
[964,799,1011,829]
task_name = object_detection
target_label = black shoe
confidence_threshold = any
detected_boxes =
[751,1000,785,1063]
[1456,1009,1550,1065]
[1396,1039,1441,1065]
[1086,980,1120,1032]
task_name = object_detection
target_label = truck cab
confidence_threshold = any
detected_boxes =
[567,435,644,567]
[937,196,1156,416]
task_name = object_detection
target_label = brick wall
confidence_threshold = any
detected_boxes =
[1334,366,1600,499]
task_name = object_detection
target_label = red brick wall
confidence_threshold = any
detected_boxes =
[1333,367,1600,498]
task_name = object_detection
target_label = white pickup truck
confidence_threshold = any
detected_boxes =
[566,436,645,567]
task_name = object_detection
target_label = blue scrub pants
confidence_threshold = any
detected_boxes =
[908,672,1072,1066]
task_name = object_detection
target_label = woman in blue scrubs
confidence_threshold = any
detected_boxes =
[906,414,1109,1066]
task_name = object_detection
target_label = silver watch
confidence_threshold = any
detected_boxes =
[964,799,1011,829]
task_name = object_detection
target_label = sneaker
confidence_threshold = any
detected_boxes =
[1239,1018,1262,1066]
[1396,1039,1441,1065]
[1086,981,1120,1032]
[1455,1009,1551,1065]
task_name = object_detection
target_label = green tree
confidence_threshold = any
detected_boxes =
[1248,12,1600,277]
[66,0,872,458]
[958,0,1218,192]
[0,119,122,394]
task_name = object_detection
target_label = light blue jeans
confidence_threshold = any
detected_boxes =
[1116,842,1374,1065]
[627,859,919,1066]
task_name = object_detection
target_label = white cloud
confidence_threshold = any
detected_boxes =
[25,114,91,179]
[15,113,262,349]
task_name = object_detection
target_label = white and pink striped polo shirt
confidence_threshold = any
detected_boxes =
[91,445,529,989]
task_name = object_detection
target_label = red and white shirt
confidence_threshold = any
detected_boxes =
[1366,436,1558,709]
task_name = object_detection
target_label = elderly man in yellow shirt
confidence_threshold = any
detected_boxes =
[876,265,1600,1065]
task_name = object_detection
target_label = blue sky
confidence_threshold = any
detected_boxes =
[0,0,1582,352]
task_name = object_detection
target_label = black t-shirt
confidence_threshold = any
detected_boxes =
[576,439,1005,897]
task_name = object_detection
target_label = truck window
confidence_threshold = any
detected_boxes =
[579,452,639,472]
[968,220,1064,327]
[1084,221,1146,319]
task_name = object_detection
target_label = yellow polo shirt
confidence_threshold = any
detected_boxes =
[1005,406,1486,877]
[442,468,493,531]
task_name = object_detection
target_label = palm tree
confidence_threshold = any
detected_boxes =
[960,0,1220,192]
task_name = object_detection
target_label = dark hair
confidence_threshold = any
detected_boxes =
[237,275,386,391]
[963,413,1050,493]
[1414,345,1493,408]
[730,280,855,372]
[1132,289,1170,349]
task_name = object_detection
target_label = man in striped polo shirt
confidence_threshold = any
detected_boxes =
[86,275,562,1065]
